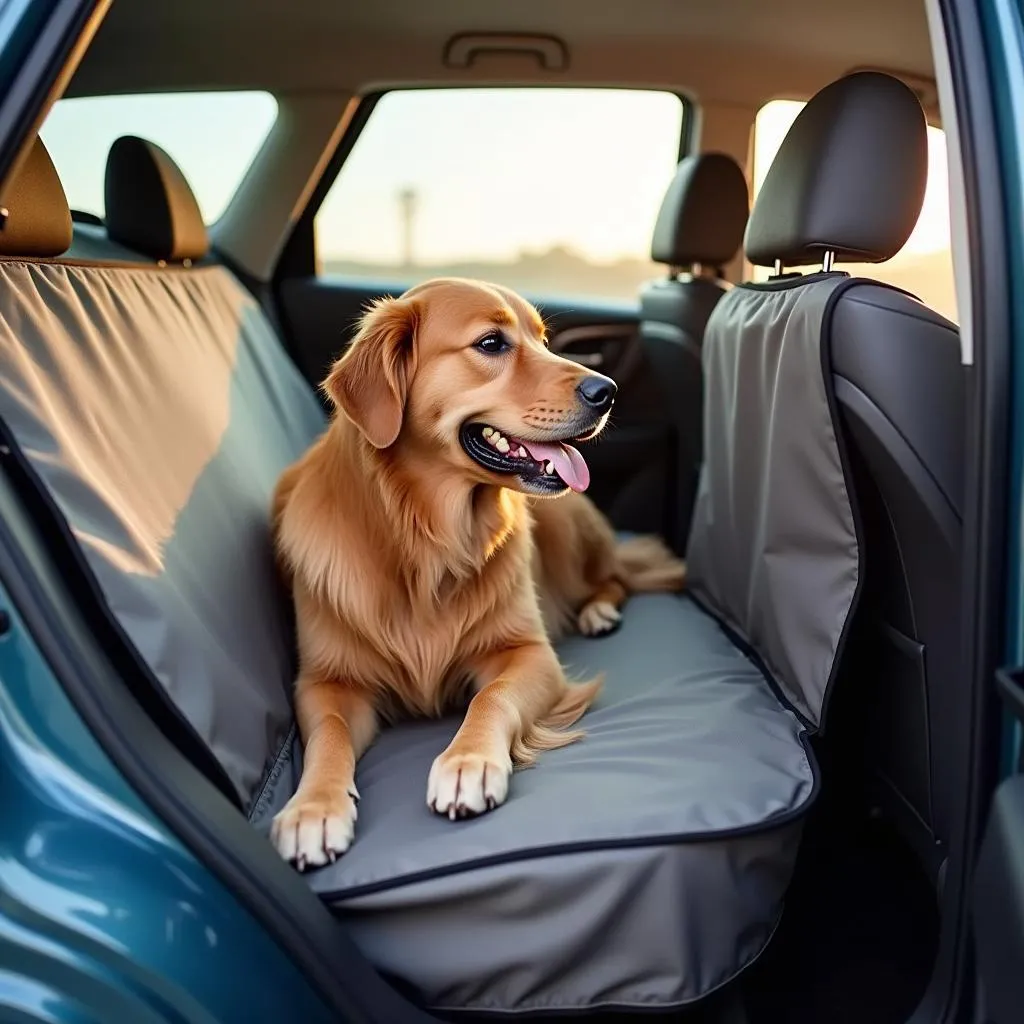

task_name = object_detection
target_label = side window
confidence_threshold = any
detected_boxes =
[40,91,278,223]
[752,99,958,324]
[315,88,685,300]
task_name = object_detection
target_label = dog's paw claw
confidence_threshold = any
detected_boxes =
[270,788,358,870]
[578,600,622,637]
[428,750,511,819]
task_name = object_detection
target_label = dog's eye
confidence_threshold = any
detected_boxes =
[474,333,510,355]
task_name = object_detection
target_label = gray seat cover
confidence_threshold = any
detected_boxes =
[0,137,862,1012]
[0,252,838,1012]
[252,593,811,1012]
[687,275,860,727]
[0,260,324,804]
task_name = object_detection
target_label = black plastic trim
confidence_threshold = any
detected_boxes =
[995,665,1024,722]
[833,377,962,550]
[0,0,106,195]
[995,667,1024,770]
[971,774,1024,1024]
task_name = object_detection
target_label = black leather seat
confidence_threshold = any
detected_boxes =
[638,152,749,550]
[740,71,965,879]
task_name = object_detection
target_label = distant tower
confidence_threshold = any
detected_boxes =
[398,187,418,267]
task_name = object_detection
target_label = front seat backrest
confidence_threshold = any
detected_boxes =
[692,71,963,881]
[639,152,749,550]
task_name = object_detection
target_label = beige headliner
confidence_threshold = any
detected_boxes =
[70,0,934,107]
[64,0,939,282]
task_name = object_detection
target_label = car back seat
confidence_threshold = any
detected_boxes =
[0,124,872,1015]
[639,152,749,551]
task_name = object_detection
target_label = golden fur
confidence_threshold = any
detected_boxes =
[269,277,685,870]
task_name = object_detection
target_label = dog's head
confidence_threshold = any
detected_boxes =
[324,278,617,496]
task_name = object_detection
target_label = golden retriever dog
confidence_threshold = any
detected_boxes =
[270,278,686,870]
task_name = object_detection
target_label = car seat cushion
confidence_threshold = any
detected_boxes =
[251,593,814,1011]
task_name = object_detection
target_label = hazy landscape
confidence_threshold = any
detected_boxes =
[322,244,959,323]
[322,245,664,302]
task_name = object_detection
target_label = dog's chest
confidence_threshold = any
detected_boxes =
[333,544,535,709]
[358,587,495,713]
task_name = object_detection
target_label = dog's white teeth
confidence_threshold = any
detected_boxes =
[496,437,510,454]
[545,461,555,474]
[486,433,498,446]
[517,446,527,458]
[482,427,494,438]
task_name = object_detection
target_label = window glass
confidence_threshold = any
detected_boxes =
[752,99,957,324]
[39,91,278,223]
[316,88,685,299]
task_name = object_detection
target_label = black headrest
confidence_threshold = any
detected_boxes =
[105,136,208,263]
[0,138,72,258]
[745,72,927,268]
[650,153,749,268]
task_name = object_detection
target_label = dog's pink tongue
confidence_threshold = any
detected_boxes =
[522,441,591,492]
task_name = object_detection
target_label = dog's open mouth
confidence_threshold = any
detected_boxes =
[460,423,591,494]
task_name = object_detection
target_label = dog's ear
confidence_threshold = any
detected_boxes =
[323,297,418,449]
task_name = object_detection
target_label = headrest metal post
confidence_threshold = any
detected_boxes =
[773,259,783,278]
[822,250,835,273]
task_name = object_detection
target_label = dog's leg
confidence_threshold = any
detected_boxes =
[271,677,377,870]
[577,578,627,637]
[428,643,596,819]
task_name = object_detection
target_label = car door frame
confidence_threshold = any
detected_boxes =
[904,0,1024,1022]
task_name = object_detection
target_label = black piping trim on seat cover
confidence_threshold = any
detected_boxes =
[321,729,819,901]
[687,589,817,731]
[0,411,241,808]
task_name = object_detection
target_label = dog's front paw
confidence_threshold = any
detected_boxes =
[578,600,622,637]
[270,786,359,870]
[427,749,512,820]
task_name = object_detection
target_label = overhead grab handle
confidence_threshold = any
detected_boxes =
[443,33,569,71]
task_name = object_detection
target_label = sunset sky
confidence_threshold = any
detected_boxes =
[40,87,954,304]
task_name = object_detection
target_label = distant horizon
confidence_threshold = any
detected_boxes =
[322,241,959,323]
[39,88,958,322]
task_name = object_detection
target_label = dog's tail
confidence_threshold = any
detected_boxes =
[511,675,603,767]
[615,534,687,594]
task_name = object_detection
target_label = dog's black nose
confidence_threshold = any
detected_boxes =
[577,375,617,412]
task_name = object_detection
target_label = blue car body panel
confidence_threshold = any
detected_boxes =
[0,579,334,1023]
